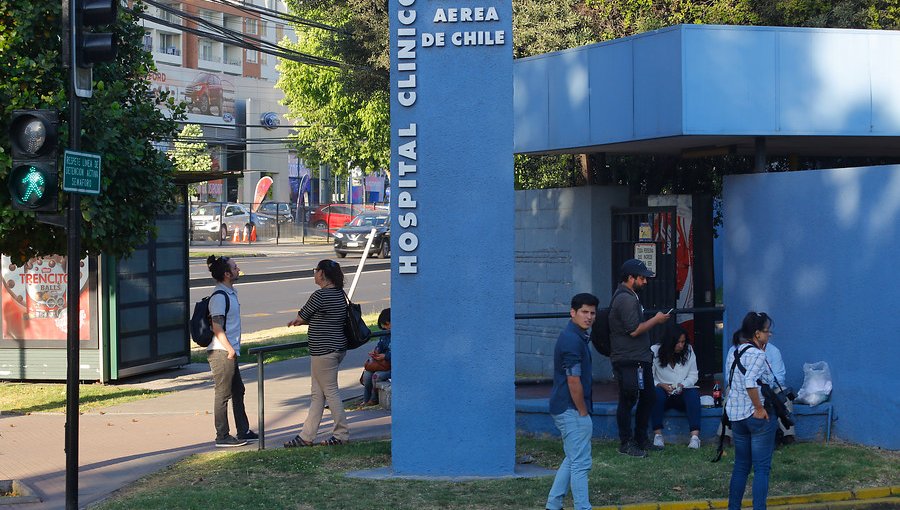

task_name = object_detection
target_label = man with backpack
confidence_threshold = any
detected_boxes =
[609,258,670,457]
[205,255,256,447]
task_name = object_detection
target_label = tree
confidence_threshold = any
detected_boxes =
[278,2,389,176]
[169,124,211,200]
[0,0,184,262]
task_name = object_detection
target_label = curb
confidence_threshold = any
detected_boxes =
[590,486,900,510]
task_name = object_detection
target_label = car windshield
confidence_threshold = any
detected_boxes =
[348,214,388,227]
[194,205,223,216]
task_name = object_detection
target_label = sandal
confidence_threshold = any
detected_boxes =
[283,435,314,448]
[320,436,346,446]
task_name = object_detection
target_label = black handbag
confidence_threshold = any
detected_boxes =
[343,290,371,350]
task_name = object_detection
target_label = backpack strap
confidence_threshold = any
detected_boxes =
[713,343,754,463]
[210,289,230,333]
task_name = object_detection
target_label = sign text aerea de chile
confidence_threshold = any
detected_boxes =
[62,150,101,196]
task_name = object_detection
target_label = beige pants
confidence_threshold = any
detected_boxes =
[301,351,349,442]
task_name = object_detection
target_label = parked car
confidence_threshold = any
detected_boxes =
[256,201,292,223]
[333,211,390,258]
[191,203,270,241]
[308,203,376,232]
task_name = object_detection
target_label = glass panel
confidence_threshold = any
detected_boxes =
[120,334,151,363]
[119,250,149,275]
[119,306,150,334]
[118,277,150,305]
[156,275,184,300]
[156,217,183,243]
[156,247,184,272]
[156,300,185,329]
[157,328,187,356]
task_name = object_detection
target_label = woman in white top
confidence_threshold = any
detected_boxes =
[650,324,701,449]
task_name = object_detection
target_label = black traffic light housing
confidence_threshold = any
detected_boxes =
[77,0,118,67]
[7,110,60,212]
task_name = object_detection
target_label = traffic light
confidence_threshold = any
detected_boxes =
[7,110,60,212]
[76,0,118,67]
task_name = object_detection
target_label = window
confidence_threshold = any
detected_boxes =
[245,18,258,35]
[199,39,213,62]
[246,49,258,63]
[159,33,180,55]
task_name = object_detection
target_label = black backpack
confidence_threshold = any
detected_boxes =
[590,288,627,357]
[190,289,229,347]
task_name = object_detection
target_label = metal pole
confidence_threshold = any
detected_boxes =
[65,0,82,506]
[257,352,265,450]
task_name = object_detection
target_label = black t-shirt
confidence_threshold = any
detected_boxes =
[608,283,652,363]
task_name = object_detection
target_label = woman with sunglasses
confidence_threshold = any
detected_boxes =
[726,312,778,509]
[284,259,350,447]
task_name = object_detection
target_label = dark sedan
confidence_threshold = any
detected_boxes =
[333,211,390,258]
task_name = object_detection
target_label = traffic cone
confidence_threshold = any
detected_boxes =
[249,225,257,242]
[242,225,249,243]
[232,228,240,243]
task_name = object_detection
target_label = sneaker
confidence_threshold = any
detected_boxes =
[653,434,665,448]
[238,430,258,442]
[689,435,701,449]
[215,435,248,448]
[618,442,647,458]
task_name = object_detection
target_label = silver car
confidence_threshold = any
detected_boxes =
[191,203,269,241]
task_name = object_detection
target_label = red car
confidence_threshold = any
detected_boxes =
[308,204,376,232]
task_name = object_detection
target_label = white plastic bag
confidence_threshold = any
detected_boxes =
[795,361,832,406]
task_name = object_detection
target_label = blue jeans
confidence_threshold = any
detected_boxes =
[729,414,777,510]
[361,370,391,402]
[651,387,702,432]
[546,409,593,510]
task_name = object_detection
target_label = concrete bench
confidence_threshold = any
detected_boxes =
[516,399,833,442]
[375,381,392,410]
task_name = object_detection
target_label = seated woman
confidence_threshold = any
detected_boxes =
[360,308,391,406]
[650,324,702,449]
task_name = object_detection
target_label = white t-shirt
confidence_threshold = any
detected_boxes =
[207,283,241,352]
[650,343,699,388]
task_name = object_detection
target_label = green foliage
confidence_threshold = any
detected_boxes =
[169,124,211,200]
[513,0,598,57]
[0,0,184,262]
[278,1,389,175]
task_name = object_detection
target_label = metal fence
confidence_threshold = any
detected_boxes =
[187,201,388,246]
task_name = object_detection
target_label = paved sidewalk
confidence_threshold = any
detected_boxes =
[0,348,389,509]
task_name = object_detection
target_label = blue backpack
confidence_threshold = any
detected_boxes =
[190,290,229,347]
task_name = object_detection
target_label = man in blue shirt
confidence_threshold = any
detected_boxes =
[546,293,599,510]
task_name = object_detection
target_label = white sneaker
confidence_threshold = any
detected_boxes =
[653,434,665,448]
[689,435,701,449]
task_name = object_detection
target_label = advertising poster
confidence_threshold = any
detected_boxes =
[149,64,236,126]
[649,195,694,338]
[1,255,95,347]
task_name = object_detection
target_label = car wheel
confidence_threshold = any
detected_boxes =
[220,224,228,241]
[379,240,390,259]
[199,94,210,114]
[336,251,346,258]
[314,221,327,231]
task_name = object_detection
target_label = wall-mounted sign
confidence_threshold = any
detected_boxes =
[634,243,657,274]
[639,222,652,242]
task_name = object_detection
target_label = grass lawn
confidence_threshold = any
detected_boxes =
[0,382,169,414]
[189,314,383,364]
[94,438,897,510]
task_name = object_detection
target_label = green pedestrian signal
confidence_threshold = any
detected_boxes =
[7,110,59,212]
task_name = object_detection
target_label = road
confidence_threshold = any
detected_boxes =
[189,253,391,333]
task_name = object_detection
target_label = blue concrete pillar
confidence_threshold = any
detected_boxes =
[389,0,515,475]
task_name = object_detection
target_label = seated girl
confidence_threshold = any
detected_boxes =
[650,324,702,449]
[360,308,391,406]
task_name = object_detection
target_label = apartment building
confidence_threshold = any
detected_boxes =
[140,0,294,204]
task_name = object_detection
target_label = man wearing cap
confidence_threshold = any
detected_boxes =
[609,258,671,457]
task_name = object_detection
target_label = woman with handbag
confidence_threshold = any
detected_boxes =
[726,311,779,510]
[284,259,349,447]
[361,308,391,406]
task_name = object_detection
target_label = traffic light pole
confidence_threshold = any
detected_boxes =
[64,0,82,508]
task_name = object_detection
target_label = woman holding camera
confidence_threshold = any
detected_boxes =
[726,312,778,510]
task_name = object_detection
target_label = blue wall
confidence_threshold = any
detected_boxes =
[515,25,900,153]
[389,0,516,474]
[723,166,900,449]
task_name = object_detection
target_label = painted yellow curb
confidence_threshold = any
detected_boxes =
[620,504,659,510]
[767,491,852,506]
[892,485,900,496]
[656,501,711,510]
[853,487,892,499]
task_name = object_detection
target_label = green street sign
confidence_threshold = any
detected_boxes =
[63,150,101,195]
